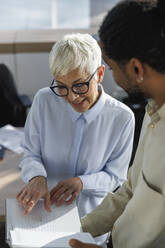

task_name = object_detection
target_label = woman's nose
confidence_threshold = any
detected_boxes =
[67,90,79,101]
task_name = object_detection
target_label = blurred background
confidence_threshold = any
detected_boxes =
[0,0,146,163]
[0,0,125,99]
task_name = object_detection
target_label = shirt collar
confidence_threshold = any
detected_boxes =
[158,103,165,120]
[67,85,106,124]
[146,99,165,123]
[67,103,82,122]
[83,85,106,124]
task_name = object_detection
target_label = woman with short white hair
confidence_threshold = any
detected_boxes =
[16,33,134,243]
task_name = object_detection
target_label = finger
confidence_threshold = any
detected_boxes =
[50,181,64,195]
[22,193,33,207]
[69,239,100,248]
[16,191,24,204]
[16,188,24,199]
[29,194,40,207]
[18,191,28,205]
[22,189,40,208]
[66,192,78,205]
[23,201,34,215]
[16,187,27,202]
[23,194,40,215]
[69,239,85,248]
[55,190,73,206]
[43,193,51,212]
[50,186,67,204]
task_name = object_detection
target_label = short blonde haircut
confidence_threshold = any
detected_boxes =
[49,33,101,77]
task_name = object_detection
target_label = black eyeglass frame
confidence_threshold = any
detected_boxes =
[50,68,98,97]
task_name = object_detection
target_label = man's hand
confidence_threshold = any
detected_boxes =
[50,177,83,206]
[16,176,51,215]
[69,239,101,248]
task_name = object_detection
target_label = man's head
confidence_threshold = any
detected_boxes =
[99,0,165,103]
[49,33,105,112]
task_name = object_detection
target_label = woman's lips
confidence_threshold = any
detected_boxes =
[72,99,86,106]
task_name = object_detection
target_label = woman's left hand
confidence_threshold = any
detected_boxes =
[50,177,83,206]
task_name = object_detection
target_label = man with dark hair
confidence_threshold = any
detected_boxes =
[69,0,165,247]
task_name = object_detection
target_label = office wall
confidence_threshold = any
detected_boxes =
[0,29,127,100]
[16,53,52,97]
[0,53,17,85]
[0,52,127,100]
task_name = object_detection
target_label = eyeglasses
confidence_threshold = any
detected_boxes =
[50,69,98,97]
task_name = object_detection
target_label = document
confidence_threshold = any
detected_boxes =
[6,199,96,248]
[0,125,24,154]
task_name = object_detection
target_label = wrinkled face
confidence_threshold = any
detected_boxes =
[55,67,101,112]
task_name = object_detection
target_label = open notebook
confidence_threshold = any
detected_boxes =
[6,198,95,248]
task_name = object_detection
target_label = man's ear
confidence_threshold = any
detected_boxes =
[97,65,105,84]
[127,58,144,83]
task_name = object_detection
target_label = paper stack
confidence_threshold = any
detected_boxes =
[6,198,95,248]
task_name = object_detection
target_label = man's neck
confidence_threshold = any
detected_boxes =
[154,96,165,108]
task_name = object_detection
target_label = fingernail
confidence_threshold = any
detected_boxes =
[70,239,76,246]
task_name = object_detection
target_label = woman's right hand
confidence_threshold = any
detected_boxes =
[16,176,51,215]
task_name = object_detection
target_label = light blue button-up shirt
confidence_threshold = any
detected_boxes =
[20,85,134,219]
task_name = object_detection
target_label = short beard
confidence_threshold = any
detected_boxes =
[119,63,150,100]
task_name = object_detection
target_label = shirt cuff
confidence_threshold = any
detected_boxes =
[21,161,47,183]
[81,216,98,237]
[78,175,91,190]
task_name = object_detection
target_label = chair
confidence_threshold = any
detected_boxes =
[123,92,148,166]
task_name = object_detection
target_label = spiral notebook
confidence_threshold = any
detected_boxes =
[6,198,95,248]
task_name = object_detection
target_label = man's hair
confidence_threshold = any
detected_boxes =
[49,33,101,77]
[99,0,165,73]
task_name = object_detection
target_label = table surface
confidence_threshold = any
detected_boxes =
[0,149,25,215]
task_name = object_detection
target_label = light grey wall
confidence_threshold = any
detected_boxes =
[0,52,128,101]
[102,61,128,100]
[0,52,52,99]
[15,53,52,98]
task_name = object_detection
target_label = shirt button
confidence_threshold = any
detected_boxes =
[150,123,155,128]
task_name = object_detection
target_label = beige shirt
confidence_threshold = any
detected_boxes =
[82,100,165,248]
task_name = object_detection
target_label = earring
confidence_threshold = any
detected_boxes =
[136,77,143,83]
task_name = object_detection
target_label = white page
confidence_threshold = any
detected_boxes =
[7,199,93,247]
[10,230,96,248]
[0,125,24,154]
[6,198,82,247]
[7,199,81,233]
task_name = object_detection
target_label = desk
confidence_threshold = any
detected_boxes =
[0,149,25,216]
